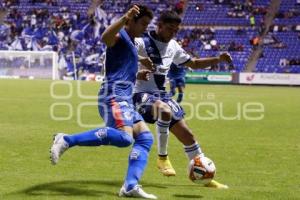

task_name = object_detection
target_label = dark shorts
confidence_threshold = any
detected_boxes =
[133,92,185,128]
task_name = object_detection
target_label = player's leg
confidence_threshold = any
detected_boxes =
[152,99,176,176]
[152,100,172,157]
[177,86,184,103]
[50,126,133,164]
[60,126,133,147]
[50,98,134,165]
[133,93,175,176]
[169,79,176,96]
[170,119,228,189]
[63,98,134,147]
[119,112,157,199]
[176,78,185,103]
[170,119,203,159]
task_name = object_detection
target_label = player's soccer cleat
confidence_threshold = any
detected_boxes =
[157,155,176,176]
[50,133,69,165]
[205,180,229,189]
[119,185,157,199]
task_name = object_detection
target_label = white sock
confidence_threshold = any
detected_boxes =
[156,119,171,156]
[184,142,204,160]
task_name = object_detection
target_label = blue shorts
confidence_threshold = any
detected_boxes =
[133,92,185,128]
[170,77,186,88]
[98,95,144,129]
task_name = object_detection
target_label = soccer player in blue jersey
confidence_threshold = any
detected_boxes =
[50,5,157,199]
[167,63,189,103]
[133,11,232,188]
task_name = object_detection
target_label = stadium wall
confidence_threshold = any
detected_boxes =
[186,72,300,86]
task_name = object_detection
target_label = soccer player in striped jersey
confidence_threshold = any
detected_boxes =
[134,10,232,189]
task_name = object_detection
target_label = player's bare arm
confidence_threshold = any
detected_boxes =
[101,5,140,47]
[185,52,233,69]
[87,0,102,17]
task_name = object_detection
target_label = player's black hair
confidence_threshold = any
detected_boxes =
[129,4,153,22]
[158,10,182,24]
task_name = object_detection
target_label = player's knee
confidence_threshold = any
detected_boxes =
[135,131,154,151]
[161,105,172,120]
[156,101,172,119]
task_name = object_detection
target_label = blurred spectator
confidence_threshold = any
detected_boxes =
[250,36,260,47]
[280,58,288,67]
[204,42,212,50]
[228,41,241,51]
[210,39,219,50]
[236,27,246,35]
[249,14,255,28]
[272,42,286,49]
[195,3,204,12]
[215,0,232,5]
[2,0,19,7]
[289,59,300,65]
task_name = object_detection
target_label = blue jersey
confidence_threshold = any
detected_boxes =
[167,63,187,80]
[98,28,143,128]
[102,28,138,98]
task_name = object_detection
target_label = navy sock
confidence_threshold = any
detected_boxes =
[177,93,184,103]
[170,87,176,96]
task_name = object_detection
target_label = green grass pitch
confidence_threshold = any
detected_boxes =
[0,79,299,200]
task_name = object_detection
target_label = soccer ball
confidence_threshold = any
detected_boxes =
[188,156,216,184]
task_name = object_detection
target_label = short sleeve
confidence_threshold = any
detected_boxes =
[172,40,191,65]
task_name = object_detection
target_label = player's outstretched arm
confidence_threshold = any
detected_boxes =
[185,52,233,69]
[87,0,102,17]
[101,5,140,47]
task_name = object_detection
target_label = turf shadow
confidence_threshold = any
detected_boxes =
[10,180,123,197]
[173,194,203,199]
[9,179,168,198]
